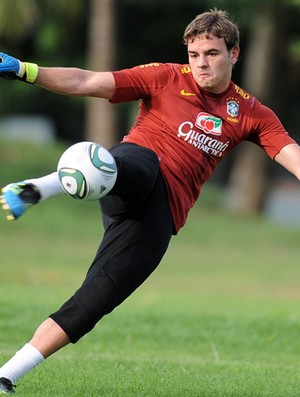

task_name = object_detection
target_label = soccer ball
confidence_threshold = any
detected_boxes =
[57,141,117,200]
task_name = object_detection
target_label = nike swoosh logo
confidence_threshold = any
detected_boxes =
[181,89,196,96]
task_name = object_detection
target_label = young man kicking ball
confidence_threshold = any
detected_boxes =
[0,9,300,394]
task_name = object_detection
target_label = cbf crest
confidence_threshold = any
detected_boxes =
[226,98,239,118]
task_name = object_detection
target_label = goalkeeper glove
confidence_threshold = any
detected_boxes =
[0,52,38,84]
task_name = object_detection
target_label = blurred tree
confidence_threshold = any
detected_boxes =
[86,0,117,147]
[224,1,300,214]
[0,0,117,145]
[0,0,87,142]
[0,0,40,40]
[225,5,277,214]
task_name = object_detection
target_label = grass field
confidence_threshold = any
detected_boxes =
[0,141,300,396]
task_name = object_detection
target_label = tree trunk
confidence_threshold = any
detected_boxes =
[225,9,278,215]
[85,0,117,148]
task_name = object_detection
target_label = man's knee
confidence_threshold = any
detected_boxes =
[50,273,119,343]
[109,143,160,199]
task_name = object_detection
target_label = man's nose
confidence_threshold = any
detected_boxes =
[197,54,208,67]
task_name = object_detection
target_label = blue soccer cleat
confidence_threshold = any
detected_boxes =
[0,182,41,221]
[0,377,16,394]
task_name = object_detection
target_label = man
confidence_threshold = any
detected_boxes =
[0,9,300,394]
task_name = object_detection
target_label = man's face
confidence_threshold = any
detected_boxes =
[187,33,240,94]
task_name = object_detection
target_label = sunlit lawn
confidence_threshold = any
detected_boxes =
[0,141,300,395]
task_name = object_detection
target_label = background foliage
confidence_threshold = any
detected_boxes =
[0,0,300,142]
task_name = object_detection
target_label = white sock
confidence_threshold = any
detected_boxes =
[26,172,64,201]
[0,343,45,384]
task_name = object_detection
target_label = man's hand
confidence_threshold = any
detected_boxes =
[0,52,38,84]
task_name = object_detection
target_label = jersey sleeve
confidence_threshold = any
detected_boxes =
[110,63,173,103]
[247,102,296,159]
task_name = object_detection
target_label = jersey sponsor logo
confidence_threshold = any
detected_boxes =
[177,113,229,158]
[195,112,222,136]
[181,89,196,96]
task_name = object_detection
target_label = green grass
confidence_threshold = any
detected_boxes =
[0,141,300,396]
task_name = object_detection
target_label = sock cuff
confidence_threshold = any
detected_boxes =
[25,172,64,201]
[0,343,45,384]
[23,343,45,365]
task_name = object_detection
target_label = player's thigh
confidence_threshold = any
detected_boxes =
[89,172,173,281]
[108,142,160,201]
[50,172,173,343]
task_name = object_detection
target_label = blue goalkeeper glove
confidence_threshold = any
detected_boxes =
[0,52,38,84]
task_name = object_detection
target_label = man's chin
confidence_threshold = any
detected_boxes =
[197,80,213,91]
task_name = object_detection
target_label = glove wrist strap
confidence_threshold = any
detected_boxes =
[20,62,39,84]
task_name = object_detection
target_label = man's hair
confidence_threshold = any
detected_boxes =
[183,9,240,51]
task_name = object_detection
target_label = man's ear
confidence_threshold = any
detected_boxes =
[230,47,240,64]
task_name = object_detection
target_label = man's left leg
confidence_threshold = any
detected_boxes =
[0,144,174,390]
[50,170,174,343]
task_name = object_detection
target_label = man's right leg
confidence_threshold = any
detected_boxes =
[0,142,154,221]
[0,140,122,220]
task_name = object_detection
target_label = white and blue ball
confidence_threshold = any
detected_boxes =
[57,141,117,200]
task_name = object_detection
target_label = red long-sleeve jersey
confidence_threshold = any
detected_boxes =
[111,62,295,232]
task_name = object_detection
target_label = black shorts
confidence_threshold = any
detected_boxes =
[50,143,174,343]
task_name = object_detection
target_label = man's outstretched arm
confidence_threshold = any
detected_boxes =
[0,51,116,99]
